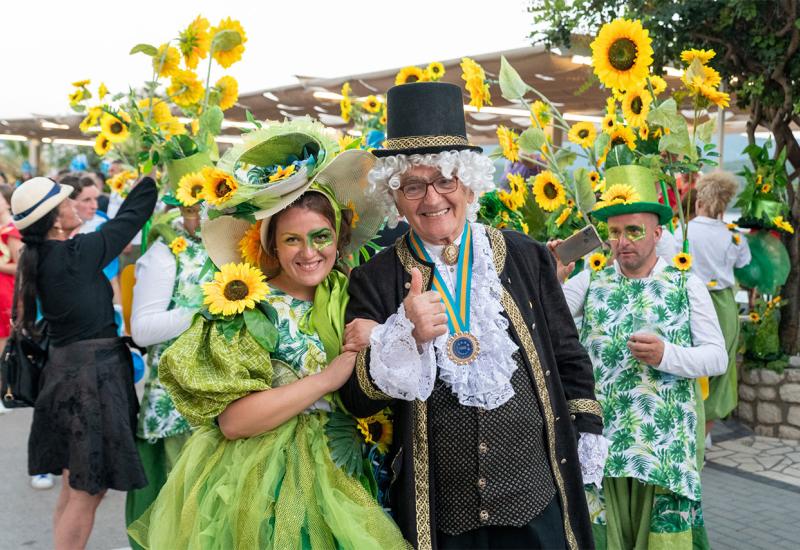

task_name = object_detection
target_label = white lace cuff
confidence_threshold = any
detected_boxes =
[368,303,437,401]
[578,432,609,488]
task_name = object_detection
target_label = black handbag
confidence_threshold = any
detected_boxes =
[0,321,48,408]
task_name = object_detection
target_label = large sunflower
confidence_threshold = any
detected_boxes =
[588,252,607,271]
[395,66,426,85]
[648,75,667,95]
[178,15,211,69]
[599,183,641,206]
[108,170,137,195]
[167,69,204,107]
[696,84,730,108]
[590,18,653,91]
[608,124,637,150]
[461,57,492,110]
[93,133,111,156]
[532,170,567,212]
[80,106,103,133]
[622,85,652,128]
[530,100,551,128]
[680,48,715,65]
[216,75,239,110]
[496,126,519,162]
[100,112,130,143]
[137,98,172,125]
[672,252,692,271]
[201,167,238,205]
[602,113,617,134]
[210,18,247,68]
[203,262,269,317]
[239,221,264,266]
[426,61,445,81]
[567,122,597,148]
[498,173,527,211]
[153,44,181,78]
[361,95,381,114]
[176,172,207,206]
[356,411,393,454]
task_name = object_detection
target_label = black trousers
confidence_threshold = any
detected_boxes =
[437,496,567,550]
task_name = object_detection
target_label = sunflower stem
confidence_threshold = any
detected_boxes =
[202,41,215,113]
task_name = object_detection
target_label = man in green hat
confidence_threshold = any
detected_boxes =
[552,165,727,549]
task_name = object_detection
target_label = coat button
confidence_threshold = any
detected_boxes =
[560,458,567,464]
[531,322,536,331]
[545,370,551,376]
[479,510,490,522]
[477,478,487,490]
[478,442,488,454]
[570,414,576,421]
[555,416,560,421]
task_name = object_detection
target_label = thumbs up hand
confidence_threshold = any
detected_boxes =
[403,268,448,345]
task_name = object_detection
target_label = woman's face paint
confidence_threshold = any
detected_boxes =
[270,208,338,299]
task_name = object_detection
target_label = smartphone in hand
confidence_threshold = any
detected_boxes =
[554,225,603,265]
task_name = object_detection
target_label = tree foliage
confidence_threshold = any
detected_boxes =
[529,0,800,352]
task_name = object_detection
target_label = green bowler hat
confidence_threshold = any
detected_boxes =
[592,164,673,225]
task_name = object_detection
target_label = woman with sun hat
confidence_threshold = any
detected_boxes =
[128,118,408,549]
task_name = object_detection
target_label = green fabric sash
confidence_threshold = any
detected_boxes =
[299,270,349,362]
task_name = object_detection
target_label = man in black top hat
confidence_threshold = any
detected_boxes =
[340,82,604,550]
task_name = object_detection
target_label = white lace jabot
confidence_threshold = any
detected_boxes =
[367,223,520,410]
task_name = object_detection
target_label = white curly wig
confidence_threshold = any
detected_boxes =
[367,150,496,228]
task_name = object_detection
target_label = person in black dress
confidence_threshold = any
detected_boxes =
[11,175,156,549]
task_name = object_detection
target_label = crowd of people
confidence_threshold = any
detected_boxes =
[1,81,750,550]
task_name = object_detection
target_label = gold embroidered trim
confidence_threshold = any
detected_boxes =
[396,235,433,549]
[356,348,390,401]
[413,400,432,549]
[385,134,469,150]
[501,289,579,550]
[568,398,602,417]
[486,226,507,273]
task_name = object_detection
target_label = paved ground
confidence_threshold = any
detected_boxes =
[2,409,798,549]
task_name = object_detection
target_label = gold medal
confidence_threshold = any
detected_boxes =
[447,332,480,365]
[441,243,459,265]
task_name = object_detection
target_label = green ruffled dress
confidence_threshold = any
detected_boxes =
[128,291,409,550]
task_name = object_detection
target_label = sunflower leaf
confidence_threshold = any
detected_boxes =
[130,43,158,56]
[212,30,242,53]
[219,315,245,341]
[200,106,224,139]
[498,56,530,101]
[695,119,716,144]
[593,132,610,160]
[573,168,596,212]
[243,308,278,352]
[518,127,546,154]
[554,149,577,170]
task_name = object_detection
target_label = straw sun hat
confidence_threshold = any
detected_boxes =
[201,118,382,268]
[11,177,74,230]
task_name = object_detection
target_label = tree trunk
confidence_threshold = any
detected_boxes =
[776,123,800,355]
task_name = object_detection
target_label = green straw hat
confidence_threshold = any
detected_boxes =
[592,164,673,225]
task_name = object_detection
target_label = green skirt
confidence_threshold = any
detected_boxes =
[128,412,409,550]
[705,288,740,420]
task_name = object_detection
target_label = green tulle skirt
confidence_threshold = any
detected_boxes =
[128,412,409,550]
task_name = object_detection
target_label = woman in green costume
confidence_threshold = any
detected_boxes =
[128,120,408,549]
[680,171,751,433]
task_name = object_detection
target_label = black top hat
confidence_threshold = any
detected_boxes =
[372,82,483,158]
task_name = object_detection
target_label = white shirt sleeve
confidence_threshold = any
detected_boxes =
[131,242,195,347]
[562,268,591,320]
[367,303,438,402]
[656,273,728,378]
[735,236,752,268]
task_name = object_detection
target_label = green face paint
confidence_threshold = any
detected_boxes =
[307,227,335,251]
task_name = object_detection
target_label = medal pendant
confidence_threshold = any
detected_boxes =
[442,243,459,266]
[447,332,480,365]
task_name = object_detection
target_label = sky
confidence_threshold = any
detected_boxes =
[0,0,533,120]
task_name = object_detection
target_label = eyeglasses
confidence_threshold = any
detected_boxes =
[397,176,460,200]
[607,224,647,242]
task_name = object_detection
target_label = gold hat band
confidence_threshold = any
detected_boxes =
[384,134,470,150]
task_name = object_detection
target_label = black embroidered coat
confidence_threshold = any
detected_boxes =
[340,226,603,550]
